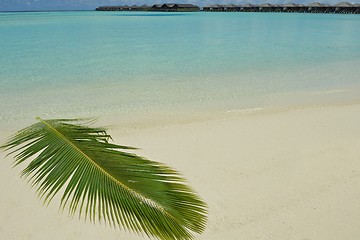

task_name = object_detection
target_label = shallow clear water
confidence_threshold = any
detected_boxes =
[0,11,359,123]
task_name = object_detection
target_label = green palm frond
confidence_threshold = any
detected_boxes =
[1,117,207,239]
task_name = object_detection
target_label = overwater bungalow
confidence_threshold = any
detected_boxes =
[216,4,225,11]
[120,5,130,11]
[259,3,276,12]
[160,3,176,11]
[334,2,356,13]
[298,4,307,12]
[139,4,150,10]
[272,4,283,12]
[356,4,360,13]
[204,4,225,11]
[240,4,258,12]
[151,4,162,10]
[307,2,330,13]
[128,5,138,11]
[203,4,215,11]
[224,4,237,12]
[204,4,220,11]
[282,3,302,12]
[176,4,200,11]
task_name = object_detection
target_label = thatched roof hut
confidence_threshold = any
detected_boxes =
[241,3,255,7]
[161,3,176,8]
[138,4,150,9]
[240,3,258,12]
[174,4,200,11]
[283,2,298,7]
[259,3,274,7]
[176,4,199,8]
[308,2,325,7]
[334,2,356,13]
[152,4,162,9]
[307,2,331,13]
[224,4,237,11]
[334,2,353,7]
[202,5,213,11]
[204,4,218,11]
[210,4,225,11]
[282,2,303,12]
[206,4,225,11]
[259,3,276,12]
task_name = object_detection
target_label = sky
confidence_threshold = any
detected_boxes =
[0,0,359,11]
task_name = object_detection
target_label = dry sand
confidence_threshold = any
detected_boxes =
[1,104,360,239]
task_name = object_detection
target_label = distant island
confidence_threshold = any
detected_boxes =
[96,2,360,14]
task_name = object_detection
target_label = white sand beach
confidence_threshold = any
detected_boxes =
[1,103,360,239]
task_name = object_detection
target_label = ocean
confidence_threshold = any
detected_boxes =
[0,11,359,125]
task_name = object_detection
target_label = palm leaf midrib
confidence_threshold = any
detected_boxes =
[37,117,172,216]
[2,118,208,239]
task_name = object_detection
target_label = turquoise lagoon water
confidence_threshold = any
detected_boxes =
[0,11,359,124]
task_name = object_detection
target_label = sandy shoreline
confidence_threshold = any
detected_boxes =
[1,103,360,239]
